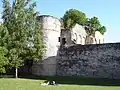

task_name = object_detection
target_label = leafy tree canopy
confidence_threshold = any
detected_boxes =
[1,0,45,78]
[62,9,106,35]
[85,17,106,35]
[0,23,9,74]
[62,9,87,29]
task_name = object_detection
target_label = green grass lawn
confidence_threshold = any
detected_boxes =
[0,75,120,90]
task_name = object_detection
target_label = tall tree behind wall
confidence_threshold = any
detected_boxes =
[85,16,106,35]
[62,9,87,29]
[62,9,106,35]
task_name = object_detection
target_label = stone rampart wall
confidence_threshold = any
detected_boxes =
[57,43,120,79]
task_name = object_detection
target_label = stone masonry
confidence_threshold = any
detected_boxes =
[57,43,120,79]
[31,15,120,79]
[32,15,61,76]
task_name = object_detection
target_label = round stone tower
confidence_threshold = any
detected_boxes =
[32,15,61,76]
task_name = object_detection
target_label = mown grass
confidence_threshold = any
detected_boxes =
[0,75,120,90]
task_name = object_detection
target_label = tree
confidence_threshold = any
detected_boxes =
[0,47,8,74]
[2,0,45,78]
[85,16,106,35]
[2,0,11,23]
[62,9,87,29]
[98,25,106,35]
[85,17,100,35]
[0,24,9,74]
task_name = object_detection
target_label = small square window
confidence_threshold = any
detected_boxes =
[58,37,60,42]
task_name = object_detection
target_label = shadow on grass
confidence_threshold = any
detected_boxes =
[18,74,120,86]
[0,75,14,78]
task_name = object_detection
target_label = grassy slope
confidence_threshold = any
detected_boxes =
[0,76,120,90]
